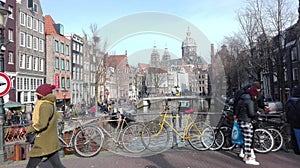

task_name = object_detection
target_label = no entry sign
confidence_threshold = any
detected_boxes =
[0,72,11,97]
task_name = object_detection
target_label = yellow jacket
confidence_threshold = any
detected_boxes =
[25,94,61,157]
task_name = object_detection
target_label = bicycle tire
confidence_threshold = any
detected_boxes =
[220,126,235,150]
[210,127,225,150]
[253,128,274,153]
[142,120,170,153]
[122,123,148,153]
[74,125,104,157]
[280,123,292,152]
[188,121,215,151]
[267,128,283,152]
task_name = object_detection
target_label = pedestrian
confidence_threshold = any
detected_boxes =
[21,84,65,168]
[235,82,260,165]
[285,86,300,155]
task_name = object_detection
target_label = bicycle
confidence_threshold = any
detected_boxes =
[141,104,215,152]
[210,103,235,150]
[58,117,104,157]
[96,111,148,153]
[258,114,291,152]
[211,104,274,153]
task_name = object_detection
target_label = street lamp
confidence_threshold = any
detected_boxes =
[0,2,11,163]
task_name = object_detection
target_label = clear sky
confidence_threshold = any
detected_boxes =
[39,0,296,66]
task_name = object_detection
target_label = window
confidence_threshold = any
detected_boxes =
[39,59,44,71]
[20,12,25,26]
[33,37,38,50]
[8,6,13,19]
[24,91,28,102]
[66,78,70,88]
[61,59,65,70]
[293,68,299,81]
[19,53,25,68]
[8,29,13,42]
[60,43,64,54]
[66,60,70,71]
[27,15,32,29]
[33,19,38,31]
[8,52,13,64]
[65,45,69,56]
[291,47,298,61]
[55,58,59,69]
[33,3,38,13]
[31,91,35,101]
[20,32,25,47]
[55,41,59,52]
[61,77,65,88]
[30,79,33,90]
[33,57,38,70]
[26,34,32,48]
[39,21,44,34]
[38,39,44,52]
[26,55,32,69]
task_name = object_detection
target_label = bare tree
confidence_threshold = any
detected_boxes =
[83,24,108,108]
[235,0,297,102]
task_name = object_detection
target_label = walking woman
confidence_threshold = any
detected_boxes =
[22,84,65,168]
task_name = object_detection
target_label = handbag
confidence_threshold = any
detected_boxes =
[231,120,244,146]
[25,108,54,144]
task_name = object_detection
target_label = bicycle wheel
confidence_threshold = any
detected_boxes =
[253,128,274,153]
[220,126,235,150]
[142,120,170,153]
[210,127,225,151]
[188,121,215,151]
[74,125,104,157]
[280,123,292,152]
[122,123,149,153]
[267,128,283,152]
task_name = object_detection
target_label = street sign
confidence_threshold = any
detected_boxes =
[0,72,11,97]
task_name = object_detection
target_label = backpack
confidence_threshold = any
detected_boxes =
[233,85,251,115]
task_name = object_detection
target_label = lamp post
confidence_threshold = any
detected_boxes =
[0,2,11,163]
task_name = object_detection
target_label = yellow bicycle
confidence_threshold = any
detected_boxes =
[142,105,215,152]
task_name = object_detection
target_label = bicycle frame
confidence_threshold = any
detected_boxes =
[58,119,87,148]
[155,107,203,141]
[97,114,129,144]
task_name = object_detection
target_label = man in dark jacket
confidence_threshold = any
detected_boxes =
[236,91,259,165]
[285,87,300,154]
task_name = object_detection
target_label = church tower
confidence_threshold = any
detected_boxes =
[162,47,171,62]
[181,27,197,64]
[150,42,160,67]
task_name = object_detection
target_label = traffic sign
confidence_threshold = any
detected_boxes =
[0,72,11,97]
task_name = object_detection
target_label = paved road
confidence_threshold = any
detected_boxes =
[1,147,299,168]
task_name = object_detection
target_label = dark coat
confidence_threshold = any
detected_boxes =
[236,93,257,122]
[285,97,300,129]
[25,94,61,157]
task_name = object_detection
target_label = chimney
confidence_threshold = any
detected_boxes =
[210,44,214,57]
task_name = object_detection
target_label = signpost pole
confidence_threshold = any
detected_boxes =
[0,1,11,162]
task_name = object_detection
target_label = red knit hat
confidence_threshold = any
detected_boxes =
[36,84,55,97]
[248,86,259,97]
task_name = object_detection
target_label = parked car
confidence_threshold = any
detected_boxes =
[264,101,283,114]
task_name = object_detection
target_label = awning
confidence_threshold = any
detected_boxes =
[3,101,23,108]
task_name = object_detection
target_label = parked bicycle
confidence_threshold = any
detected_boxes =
[96,111,148,153]
[58,117,104,157]
[141,104,215,153]
[257,113,291,152]
[211,103,274,153]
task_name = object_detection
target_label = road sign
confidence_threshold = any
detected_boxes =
[0,72,11,97]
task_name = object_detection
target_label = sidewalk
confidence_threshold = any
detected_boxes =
[1,148,300,168]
